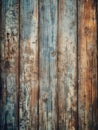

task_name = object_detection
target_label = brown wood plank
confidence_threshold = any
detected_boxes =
[57,0,77,130]
[39,0,58,130]
[78,0,97,129]
[0,0,19,129]
[19,0,38,129]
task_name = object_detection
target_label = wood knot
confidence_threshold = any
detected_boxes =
[51,51,56,57]
[4,61,10,69]
[42,94,48,102]
[84,27,91,35]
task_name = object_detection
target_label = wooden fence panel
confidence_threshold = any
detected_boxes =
[39,0,58,130]
[0,0,19,129]
[0,0,98,130]
[78,0,97,130]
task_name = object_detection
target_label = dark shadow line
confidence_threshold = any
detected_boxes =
[57,0,59,130]
[0,0,2,128]
[38,0,40,130]
[18,0,20,129]
[96,0,98,119]
[76,0,79,130]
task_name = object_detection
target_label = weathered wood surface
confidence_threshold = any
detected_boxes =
[19,0,38,129]
[0,0,19,129]
[39,0,58,130]
[0,0,98,130]
[58,0,77,130]
[78,0,97,130]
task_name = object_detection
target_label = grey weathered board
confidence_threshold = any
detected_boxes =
[0,0,98,130]
[58,0,77,129]
[19,0,38,129]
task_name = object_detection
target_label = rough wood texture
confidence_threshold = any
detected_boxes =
[19,0,38,129]
[0,0,98,130]
[39,0,58,130]
[78,0,97,130]
[0,0,19,129]
[58,0,77,130]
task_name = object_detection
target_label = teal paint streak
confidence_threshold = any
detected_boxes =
[20,0,37,40]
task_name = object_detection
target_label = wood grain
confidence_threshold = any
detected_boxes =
[58,0,77,130]
[39,0,58,130]
[78,0,97,130]
[0,0,19,129]
[0,0,98,130]
[19,0,38,129]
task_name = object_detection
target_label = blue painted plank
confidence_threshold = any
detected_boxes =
[39,0,58,130]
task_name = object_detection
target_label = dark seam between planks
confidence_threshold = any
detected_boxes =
[18,0,20,129]
[38,0,40,129]
[57,0,59,130]
[76,0,79,130]
[96,0,98,125]
[0,0,2,128]
[92,1,97,127]
[96,0,98,109]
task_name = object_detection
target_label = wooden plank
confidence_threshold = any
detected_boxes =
[78,0,97,129]
[0,0,19,129]
[19,0,38,129]
[39,0,58,130]
[58,0,77,130]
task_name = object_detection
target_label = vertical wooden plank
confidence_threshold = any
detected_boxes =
[58,0,77,130]
[0,0,19,129]
[39,0,58,130]
[19,0,38,129]
[78,0,97,129]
